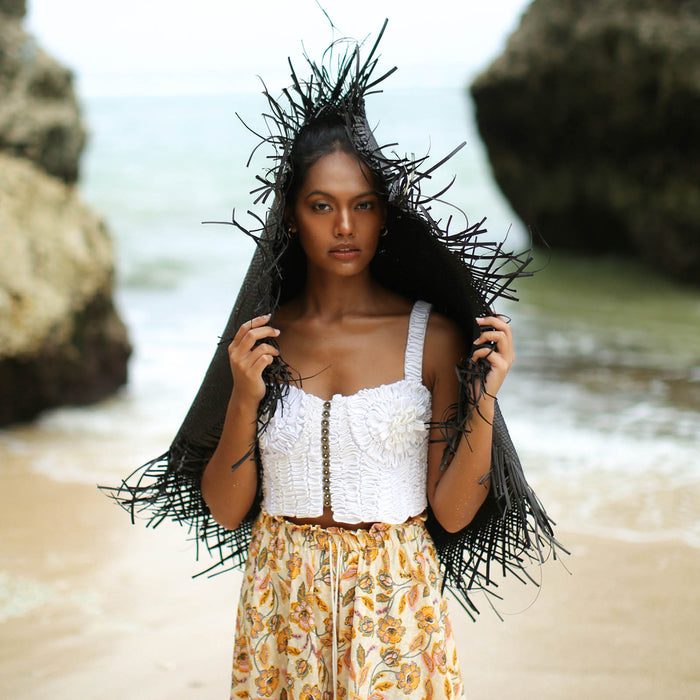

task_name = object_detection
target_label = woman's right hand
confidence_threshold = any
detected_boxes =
[228,314,280,406]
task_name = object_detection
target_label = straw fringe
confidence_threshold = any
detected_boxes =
[101,20,566,616]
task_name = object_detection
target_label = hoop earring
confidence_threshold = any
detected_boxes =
[376,226,389,256]
[286,223,297,238]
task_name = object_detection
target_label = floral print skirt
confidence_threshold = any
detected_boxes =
[231,510,465,699]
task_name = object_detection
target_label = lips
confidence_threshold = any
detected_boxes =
[329,247,361,259]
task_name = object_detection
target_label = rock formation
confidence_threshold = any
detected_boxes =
[0,154,131,424]
[470,0,700,284]
[0,2,130,425]
[0,0,85,182]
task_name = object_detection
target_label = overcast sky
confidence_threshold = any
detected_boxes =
[26,0,530,96]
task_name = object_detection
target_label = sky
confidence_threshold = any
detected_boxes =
[26,0,531,96]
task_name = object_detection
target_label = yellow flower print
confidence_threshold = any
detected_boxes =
[265,548,280,571]
[363,546,379,564]
[272,535,286,559]
[296,659,311,678]
[358,615,375,636]
[290,600,314,632]
[342,612,356,643]
[315,531,330,550]
[432,640,447,673]
[249,529,263,558]
[377,569,394,590]
[233,647,250,673]
[381,645,402,667]
[299,683,322,700]
[397,662,421,693]
[415,606,440,634]
[357,572,374,592]
[378,614,405,644]
[245,606,264,636]
[277,625,290,653]
[254,668,279,697]
[267,613,283,633]
[287,553,302,580]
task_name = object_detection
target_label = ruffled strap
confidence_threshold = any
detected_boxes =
[404,300,432,382]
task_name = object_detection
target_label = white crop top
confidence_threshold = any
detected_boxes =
[258,300,433,524]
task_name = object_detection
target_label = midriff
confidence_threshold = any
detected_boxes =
[284,507,377,530]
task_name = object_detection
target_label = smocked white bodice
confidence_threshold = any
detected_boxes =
[259,300,432,524]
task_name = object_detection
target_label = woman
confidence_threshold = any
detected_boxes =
[104,23,561,700]
[205,124,512,696]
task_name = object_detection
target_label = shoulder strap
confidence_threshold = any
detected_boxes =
[404,300,432,381]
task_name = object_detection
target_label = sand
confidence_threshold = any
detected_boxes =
[1,464,699,699]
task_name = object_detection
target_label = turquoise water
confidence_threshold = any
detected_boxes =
[3,88,699,546]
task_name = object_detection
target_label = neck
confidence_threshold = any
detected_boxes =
[301,269,380,320]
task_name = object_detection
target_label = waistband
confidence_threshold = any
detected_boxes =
[258,509,427,553]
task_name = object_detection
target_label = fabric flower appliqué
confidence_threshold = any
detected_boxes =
[365,392,429,460]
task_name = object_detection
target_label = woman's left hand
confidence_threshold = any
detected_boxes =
[472,314,514,398]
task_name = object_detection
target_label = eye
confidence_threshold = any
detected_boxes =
[311,202,331,212]
[356,200,375,210]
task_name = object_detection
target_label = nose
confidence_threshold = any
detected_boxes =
[334,207,354,237]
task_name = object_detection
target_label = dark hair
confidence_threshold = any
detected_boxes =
[276,117,388,303]
[283,117,387,207]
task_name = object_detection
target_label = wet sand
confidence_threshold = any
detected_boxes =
[1,466,699,699]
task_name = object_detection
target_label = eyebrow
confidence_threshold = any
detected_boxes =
[305,189,379,200]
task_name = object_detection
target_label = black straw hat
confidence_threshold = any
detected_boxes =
[102,21,565,618]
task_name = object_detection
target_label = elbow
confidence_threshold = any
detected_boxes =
[439,513,475,535]
[440,518,469,535]
[210,510,246,532]
[431,483,490,534]
[202,486,247,532]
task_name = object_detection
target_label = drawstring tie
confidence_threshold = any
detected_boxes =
[327,534,343,700]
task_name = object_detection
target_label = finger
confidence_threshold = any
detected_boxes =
[472,345,498,363]
[232,314,272,345]
[251,353,276,375]
[476,315,511,334]
[474,329,507,348]
[235,343,280,372]
[231,324,280,355]
[249,344,280,361]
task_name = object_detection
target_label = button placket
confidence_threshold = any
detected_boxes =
[321,400,332,508]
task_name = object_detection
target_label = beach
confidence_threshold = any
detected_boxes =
[2,454,699,699]
[1,88,699,699]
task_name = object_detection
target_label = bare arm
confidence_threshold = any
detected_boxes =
[426,314,514,533]
[201,314,280,530]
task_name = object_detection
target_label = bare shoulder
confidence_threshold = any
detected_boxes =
[423,310,468,390]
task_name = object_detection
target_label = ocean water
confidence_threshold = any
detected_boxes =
[2,88,699,547]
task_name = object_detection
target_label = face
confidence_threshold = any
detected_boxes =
[287,149,386,278]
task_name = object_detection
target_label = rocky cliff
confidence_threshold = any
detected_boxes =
[0,0,85,182]
[471,0,700,284]
[0,1,130,425]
